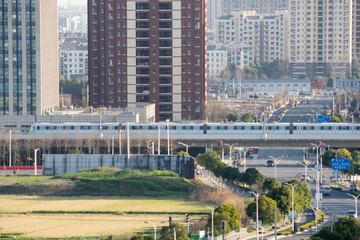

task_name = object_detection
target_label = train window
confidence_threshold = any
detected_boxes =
[54,126,57,130]
[170,126,176,130]
[149,126,158,130]
[339,126,350,130]
[320,126,332,130]
[251,126,262,130]
[102,126,108,130]
[234,126,245,130]
[182,126,194,130]
[286,126,289,130]
[81,126,90,130]
[46,126,50,130]
[216,126,228,130]
[37,126,40,130]
[357,126,360,130]
[114,126,118,130]
[276,126,279,130]
[71,126,75,130]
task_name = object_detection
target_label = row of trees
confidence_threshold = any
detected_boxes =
[322,148,360,175]
[195,151,312,226]
[220,60,290,81]
[311,217,360,240]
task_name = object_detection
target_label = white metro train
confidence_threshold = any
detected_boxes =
[29,122,360,136]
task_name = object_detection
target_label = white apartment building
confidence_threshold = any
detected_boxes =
[215,15,235,44]
[59,44,88,80]
[216,10,289,64]
[227,43,247,68]
[289,0,352,79]
[207,46,228,80]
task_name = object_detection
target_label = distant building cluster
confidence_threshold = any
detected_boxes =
[207,0,357,80]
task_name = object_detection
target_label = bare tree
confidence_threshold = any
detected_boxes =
[206,100,229,122]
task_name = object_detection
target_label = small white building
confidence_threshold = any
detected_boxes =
[207,45,228,80]
[59,42,88,80]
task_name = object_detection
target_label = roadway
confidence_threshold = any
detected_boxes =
[243,147,356,239]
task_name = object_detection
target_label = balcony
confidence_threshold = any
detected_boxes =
[136,86,150,93]
[159,105,173,112]
[159,68,172,75]
[159,22,172,28]
[159,3,172,9]
[136,50,149,56]
[136,77,150,84]
[136,31,149,38]
[136,59,150,66]
[159,59,172,65]
[136,12,149,19]
[136,22,149,29]
[159,77,172,84]
[159,50,172,56]
[136,68,150,75]
[159,95,172,102]
[159,87,172,93]
[136,3,149,10]
[159,40,172,47]
[136,95,150,102]
[159,31,172,38]
[159,12,172,19]
[136,40,149,47]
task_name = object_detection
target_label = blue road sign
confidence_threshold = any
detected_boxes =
[331,159,350,170]
[318,115,330,123]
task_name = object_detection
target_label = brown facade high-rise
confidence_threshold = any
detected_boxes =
[88,0,207,121]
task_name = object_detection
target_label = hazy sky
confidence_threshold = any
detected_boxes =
[58,0,86,7]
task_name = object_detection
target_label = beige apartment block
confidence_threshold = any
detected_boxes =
[289,0,352,79]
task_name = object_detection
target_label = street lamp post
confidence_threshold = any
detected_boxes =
[240,148,247,172]
[224,143,237,167]
[144,221,166,240]
[284,182,302,231]
[311,143,321,211]
[250,192,266,240]
[299,161,309,178]
[34,148,40,176]
[307,207,318,233]
[166,119,170,155]
[203,205,223,240]
[348,193,360,220]
[311,109,319,122]
[178,141,193,154]
[306,113,316,123]
[269,156,279,179]
[9,130,12,167]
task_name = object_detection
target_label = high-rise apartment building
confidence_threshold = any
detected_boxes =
[215,11,289,64]
[0,0,58,115]
[289,0,352,79]
[88,0,207,121]
[353,0,360,63]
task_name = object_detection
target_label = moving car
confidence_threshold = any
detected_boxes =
[300,174,310,181]
[320,185,331,196]
[348,210,357,219]
[265,160,275,167]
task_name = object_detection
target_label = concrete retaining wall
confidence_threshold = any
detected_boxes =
[43,154,194,179]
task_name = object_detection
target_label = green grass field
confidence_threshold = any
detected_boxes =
[0,195,211,238]
[0,168,213,238]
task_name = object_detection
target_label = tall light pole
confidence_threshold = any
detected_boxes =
[307,207,318,233]
[203,205,223,240]
[166,119,170,155]
[158,125,161,155]
[9,130,12,167]
[118,123,122,155]
[178,141,193,154]
[299,161,309,178]
[34,148,40,176]
[311,109,319,122]
[240,148,247,172]
[224,143,237,167]
[269,156,279,179]
[144,221,166,240]
[311,142,321,211]
[127,122,130,161]
[284,182,301,231]
[250,192,265,240]
[348,193,360,220]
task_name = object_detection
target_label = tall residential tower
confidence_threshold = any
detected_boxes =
[88,0,207,121]
[0,0,59,116]
[289,0,352,79]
